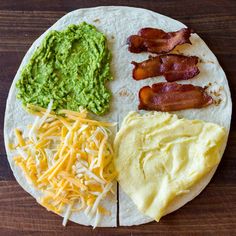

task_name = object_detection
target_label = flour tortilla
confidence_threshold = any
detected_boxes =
[4,6,231,227]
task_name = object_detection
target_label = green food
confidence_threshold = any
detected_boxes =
[16,22,113,115]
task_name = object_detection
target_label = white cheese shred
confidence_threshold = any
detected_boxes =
[93,210,101,229]
[38,99,53,128]
[91,182,113,215]
[62,203,73,227]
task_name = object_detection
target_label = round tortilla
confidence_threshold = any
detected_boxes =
[4,6,232,227]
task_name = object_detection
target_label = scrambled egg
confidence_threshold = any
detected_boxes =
[114,111,226,221]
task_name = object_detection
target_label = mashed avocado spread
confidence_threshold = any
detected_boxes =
[16,22,112,115]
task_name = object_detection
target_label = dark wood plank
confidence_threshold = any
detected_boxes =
[0,0,235,16]
[0,181,235,235]
[0,0,236,235]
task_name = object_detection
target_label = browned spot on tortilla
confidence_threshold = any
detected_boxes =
[111,35,115,39]
[214,98,222,106]
[205,83,223,105]
[204,82,212,90]
[211,86,223,97]
[119,89,130,97]
[200,59,215,64]
[205,60,215,64]
[93,19,100,23]
[115,87,135,104]
[212,90,221,97]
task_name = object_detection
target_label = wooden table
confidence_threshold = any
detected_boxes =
[0,1,235,235]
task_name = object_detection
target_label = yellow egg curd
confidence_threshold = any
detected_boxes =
[114,111,226,221]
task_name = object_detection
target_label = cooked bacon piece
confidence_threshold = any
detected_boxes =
[127,28,192,54]
[138,28,168,39]
[138,82,213,111]
[132,54,199,82]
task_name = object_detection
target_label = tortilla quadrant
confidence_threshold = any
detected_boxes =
[4,6,231,227]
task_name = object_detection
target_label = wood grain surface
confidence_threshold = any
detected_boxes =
[0,1,236,235]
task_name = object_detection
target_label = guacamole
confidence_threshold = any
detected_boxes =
[16,22,113,115]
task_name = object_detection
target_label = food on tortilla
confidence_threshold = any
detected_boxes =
[4,7,232,227]
[114,111,226,222]
[127,28,192,53]
[132,54,199,81]
[138,82,213,111]
[11,102,116,227]
[16,22,113,115]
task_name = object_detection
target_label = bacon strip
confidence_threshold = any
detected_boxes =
[138,82,213,111]
[127,28,192,54]
[132,54,199,82]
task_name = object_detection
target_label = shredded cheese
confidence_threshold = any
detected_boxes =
[12,104,116,227]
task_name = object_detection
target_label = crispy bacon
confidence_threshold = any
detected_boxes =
[132,54,199,82]
[138,82,213,111]
[127,28,192,54]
